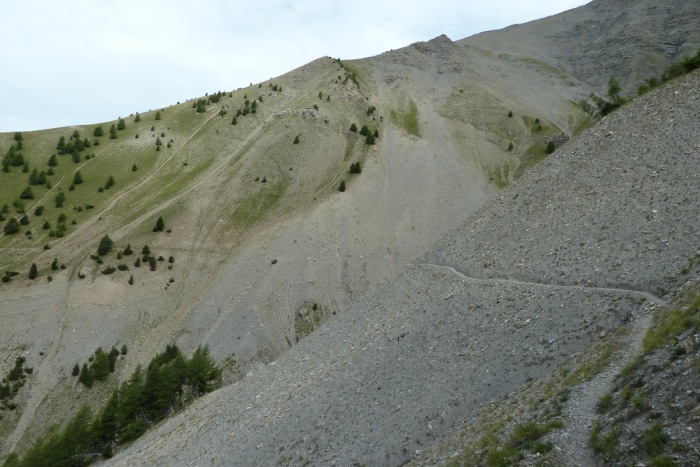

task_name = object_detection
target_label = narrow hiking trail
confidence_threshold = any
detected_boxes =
[420,263,667,306]
[420,262,663,466]
[551,308,654,466]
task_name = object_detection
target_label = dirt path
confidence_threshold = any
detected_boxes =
[420,264,667,306]
[420,262,661,466]
[551,307,654,466]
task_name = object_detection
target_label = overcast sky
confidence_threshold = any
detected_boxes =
[0,0,588,132]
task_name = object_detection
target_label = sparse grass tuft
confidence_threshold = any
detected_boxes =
[643,294,700,353]
[390,99,420,137]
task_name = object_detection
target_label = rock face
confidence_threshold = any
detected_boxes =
[461,0,700,95]
[109,71,700,467]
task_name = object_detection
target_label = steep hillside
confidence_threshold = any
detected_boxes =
[1,37,562,458]
[106,69,699,467]
[1,0,699,464]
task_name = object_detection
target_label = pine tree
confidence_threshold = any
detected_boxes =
[187,345,220,397]
[97,235,114,256]
[20,186,34,200]
[545,141,556,154]
[79,363,93,388]
[92,348,111,381]
[93,389,119,444]
[338,180,346,192]
[28,263,38,279]
[4,218,20,235]
[117,118,126,130]
[73,171,83,185]
[54,191,65,208]
[153,216,165,232]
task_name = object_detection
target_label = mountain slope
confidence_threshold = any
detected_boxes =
[1,0,699,464]
[461,0,700,95]
[107,70,700,467]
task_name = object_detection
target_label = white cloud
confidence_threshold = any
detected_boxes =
[0,0,588,132]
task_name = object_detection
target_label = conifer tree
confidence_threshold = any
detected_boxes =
[54,191,65,208]
[4,218,20,235]
[20,187,34,200]
[153,216,165,232]
[79,363,93,388]
[92,348,111,381]
[97,235,114,256]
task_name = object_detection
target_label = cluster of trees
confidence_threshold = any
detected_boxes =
[1,270,19,283]
[98,175,115,192]
[5,345,220,466]
[94,237,173,279]
[28,168,48,186]
[105,119,126,139]
[583,49,700,117]
[56,132,92,158]
[638,47,700,95]
[349,162,362,174]
[0,356,31,411]
[193,91,226,113]
[194,99,208,113]
[73,345,126,388]
[231,96,262,124]
[349,123,379,144]
[588,76,627,116]
[2,144,25,172]
[1,133,26,173]
[208,91,224,103]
